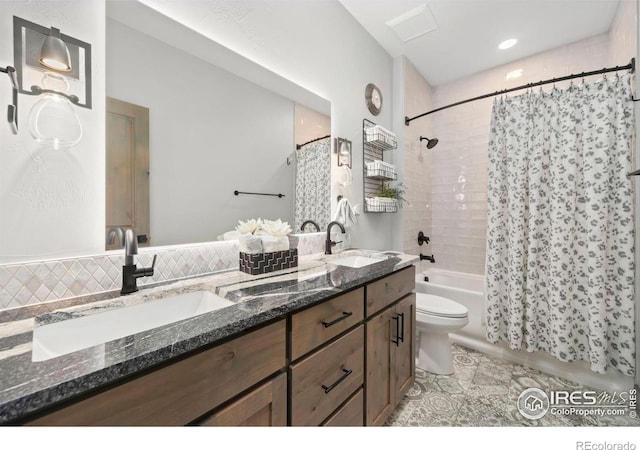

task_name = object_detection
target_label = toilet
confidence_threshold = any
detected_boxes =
[415,293,469,375]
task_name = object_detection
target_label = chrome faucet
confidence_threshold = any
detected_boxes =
[325,221,346,255]
[121,228,156,295]
[301,220,321,232]
[106,226,125,248]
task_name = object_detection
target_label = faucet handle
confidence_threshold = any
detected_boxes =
[139,254,157,278]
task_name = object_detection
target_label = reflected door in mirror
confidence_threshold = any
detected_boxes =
[106,97,150,250]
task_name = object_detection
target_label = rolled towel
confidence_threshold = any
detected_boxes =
[217,230,243,241]
[288,235,299,250]
[238,234,264,254]
[261,235,290,253]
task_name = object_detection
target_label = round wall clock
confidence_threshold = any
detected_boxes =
[365,83,382,116]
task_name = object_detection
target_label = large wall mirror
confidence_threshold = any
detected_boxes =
[105,1,331,250]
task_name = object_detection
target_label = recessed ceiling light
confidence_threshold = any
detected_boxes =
[498,38,518,50]
[506,69,524,81]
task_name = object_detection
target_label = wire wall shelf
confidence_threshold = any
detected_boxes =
[363,121,397,151]
[363,118,398,213]
[365,197,399,213]
[365,160,397,180]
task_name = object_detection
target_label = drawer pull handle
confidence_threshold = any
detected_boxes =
[391,315,400,346]
[322,311,352,328]
[322,368,353,394]
[398,312,405,343]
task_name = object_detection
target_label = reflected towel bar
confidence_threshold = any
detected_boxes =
[234,190,285,198]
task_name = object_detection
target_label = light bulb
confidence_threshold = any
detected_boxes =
[28,73,82,149]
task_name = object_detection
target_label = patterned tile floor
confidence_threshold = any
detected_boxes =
[386,344,640,427]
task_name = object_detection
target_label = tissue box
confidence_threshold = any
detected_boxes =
[239,248,298,275]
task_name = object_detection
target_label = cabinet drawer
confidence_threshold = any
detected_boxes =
[323,388,363,426]
[366,266,415,317]
[291,288,364,360]
[199,373,286,426]
[290,325,364,426]
[27,320,286,426]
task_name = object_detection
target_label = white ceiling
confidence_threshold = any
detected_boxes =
[339,0,621,86]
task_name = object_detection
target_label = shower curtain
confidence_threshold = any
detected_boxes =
[294,137,331,232]
[485,74,636,376]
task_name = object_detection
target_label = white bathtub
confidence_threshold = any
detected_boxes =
[415,267,634,392]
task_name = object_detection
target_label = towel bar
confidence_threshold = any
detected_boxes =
[234,190,285,198]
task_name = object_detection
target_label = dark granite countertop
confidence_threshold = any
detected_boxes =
[0,249,417,424]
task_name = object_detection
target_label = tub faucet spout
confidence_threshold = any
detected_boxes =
[420,254,435,263]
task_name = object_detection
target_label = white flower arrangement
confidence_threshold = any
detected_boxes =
[255,219,292,237]
[235,218,264,234]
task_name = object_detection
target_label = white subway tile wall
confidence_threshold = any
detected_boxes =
[0,233,327,311]
[403,59,433,262]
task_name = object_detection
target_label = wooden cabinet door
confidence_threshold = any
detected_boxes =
[394,294,415,401]
[365,307,396,426]
[199,373,286,426]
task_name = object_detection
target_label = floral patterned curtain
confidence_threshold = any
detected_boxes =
[485,74,635,376]
[295,137,331,232]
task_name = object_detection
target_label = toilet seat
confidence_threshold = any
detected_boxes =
[416,293,468,318]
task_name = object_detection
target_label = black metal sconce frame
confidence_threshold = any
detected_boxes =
[0,66,18,134]
[1,16,92,135]
[13,16,92,109]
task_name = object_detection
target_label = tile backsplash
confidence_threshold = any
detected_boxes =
[0,233,328,311]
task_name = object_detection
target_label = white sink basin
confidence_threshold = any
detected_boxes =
[330,255,386,268]
[32,290,233,362]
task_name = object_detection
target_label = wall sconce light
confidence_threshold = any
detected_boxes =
[39,27,72,72]
[0,16,91,148]
[335,137,352,169]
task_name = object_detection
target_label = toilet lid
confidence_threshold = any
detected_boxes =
[416,293,468,318]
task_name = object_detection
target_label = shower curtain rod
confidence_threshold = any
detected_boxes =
[296,134,331,150]
[404,58,636,126]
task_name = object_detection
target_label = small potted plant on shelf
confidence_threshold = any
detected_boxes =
[368,181,407,212]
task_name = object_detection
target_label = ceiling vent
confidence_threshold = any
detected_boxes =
[386,4,438,43]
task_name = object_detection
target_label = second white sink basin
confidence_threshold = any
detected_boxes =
[32,290,233,362]
[330,255,386,268]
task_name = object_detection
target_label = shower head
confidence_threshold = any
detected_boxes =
[420,136,438,149]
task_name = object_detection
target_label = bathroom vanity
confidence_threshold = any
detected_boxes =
[0,250,417,426]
